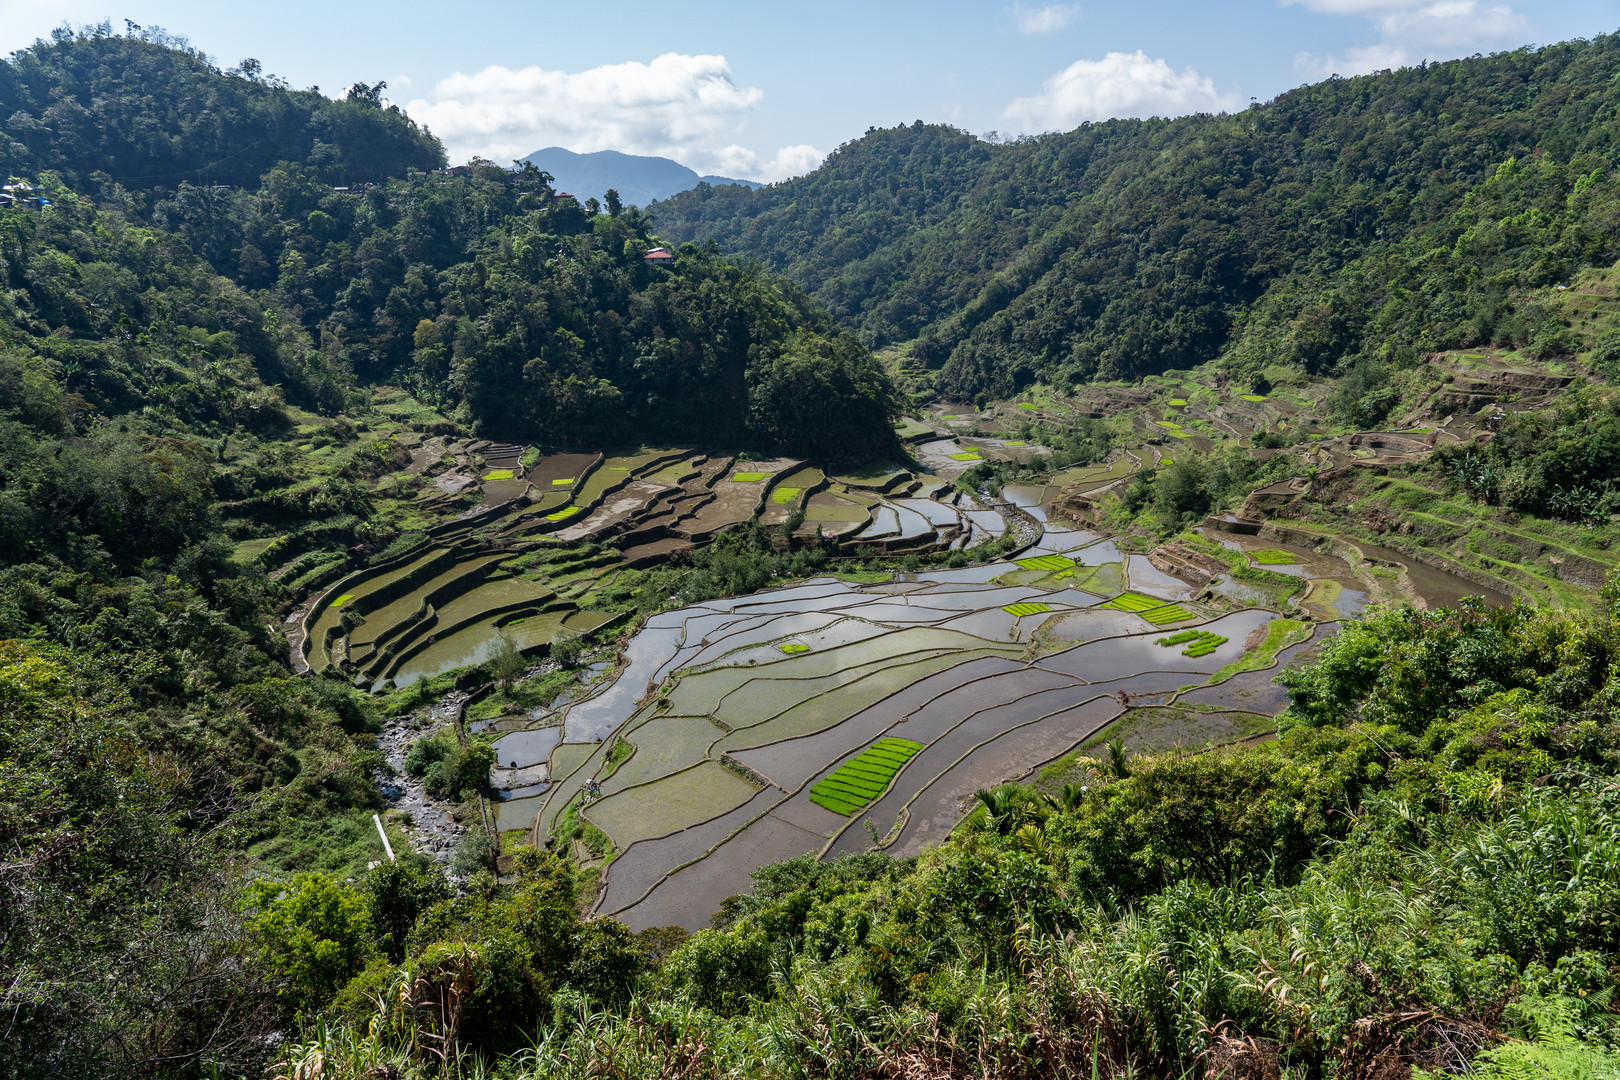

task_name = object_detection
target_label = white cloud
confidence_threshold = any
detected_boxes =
[707,143,825,183]
[1286,0,1531,78]
[1014,3,1082,34]
[405,53,777,175]
[1003,50,1241,131]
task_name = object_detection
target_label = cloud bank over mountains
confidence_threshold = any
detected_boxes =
[1003,50,1240,131]
[405,53,820,182]
[1285,0,1532,79]
[407,1,1536,176]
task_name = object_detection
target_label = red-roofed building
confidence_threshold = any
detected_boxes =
[643,247,674,264]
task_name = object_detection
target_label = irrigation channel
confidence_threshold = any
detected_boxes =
[492,502,1497,932]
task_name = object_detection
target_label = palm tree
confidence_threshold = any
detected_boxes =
[1106,736,1131,779]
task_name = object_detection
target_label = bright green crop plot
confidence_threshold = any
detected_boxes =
[1101,592,1160,612]
[1017,554,1076,572]
[545,506,582,522]
[332,593,355,608]
[1240,394,1268,402]
[1003,602,1054,617]
[1003,440,1026,446]
[1154,420,1180,429]
[771,487,802,504]
[551,477,574,486]
[730,472,770,482]
[779,642,810,654]
[949,452,982,461]
[940,414,959,420]
[1158,630,1226,656]
[481,469,515,480]
[1252,549,1300,564]
[1017,402,1038,411]
[1169,398,1187,406]
[810,738,923,816]
[1141,605,1194,625]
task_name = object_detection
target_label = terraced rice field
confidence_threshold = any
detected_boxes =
[1017,554,1076,572]
[1158,630,1227,656]
[491,540,1317,932]
[1101,592,1164,612]
[809,739,922,814]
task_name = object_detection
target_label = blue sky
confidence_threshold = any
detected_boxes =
[3,0,1617,179]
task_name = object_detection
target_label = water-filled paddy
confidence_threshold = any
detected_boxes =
[493,726,561,768]
[342,438,1499,933]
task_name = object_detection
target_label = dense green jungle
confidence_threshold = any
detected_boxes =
[4,23,1620,1080]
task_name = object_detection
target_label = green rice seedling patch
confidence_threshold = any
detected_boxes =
[1252,548,1300,564]
[940,414,959,420]
[482,469,515,481]
[949,451,983,461]
[779,642,810,654]
[810,738,923,816]
[1169,398,1188,406]
[730,472,770,482]
[1141,605,1195,625]
[551,477,574,486]
[1017,402,1038,411]
[1101,592,1161,612]
[1003,440,1026,446]
[332,593,355,608]
[824,773,884,795]
[810,791,861,815]
[1003,602,1054,617]
[546,506,582,522]
[1154,420,1181,429]
[771,487,802,504]
[1018,554,1076,572]
[1160,630,1225,656]
[1240,394,1268,402]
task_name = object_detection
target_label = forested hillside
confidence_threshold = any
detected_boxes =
[653,36,1620,398]
[0,23,444,187]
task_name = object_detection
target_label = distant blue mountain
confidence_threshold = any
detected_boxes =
[518,147,762,208]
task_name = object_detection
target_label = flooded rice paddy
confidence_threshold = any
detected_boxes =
[492,490,1505,930]
[302,436,1508,932]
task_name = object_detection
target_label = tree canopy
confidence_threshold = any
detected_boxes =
[653,36,1620,396]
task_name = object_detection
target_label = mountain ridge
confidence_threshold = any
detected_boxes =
[649,36,1620,399]
[519,145,761,208]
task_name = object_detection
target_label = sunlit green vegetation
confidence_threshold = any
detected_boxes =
[809,738,923,815]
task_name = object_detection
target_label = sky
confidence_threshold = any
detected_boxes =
[2,0,1618,181]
